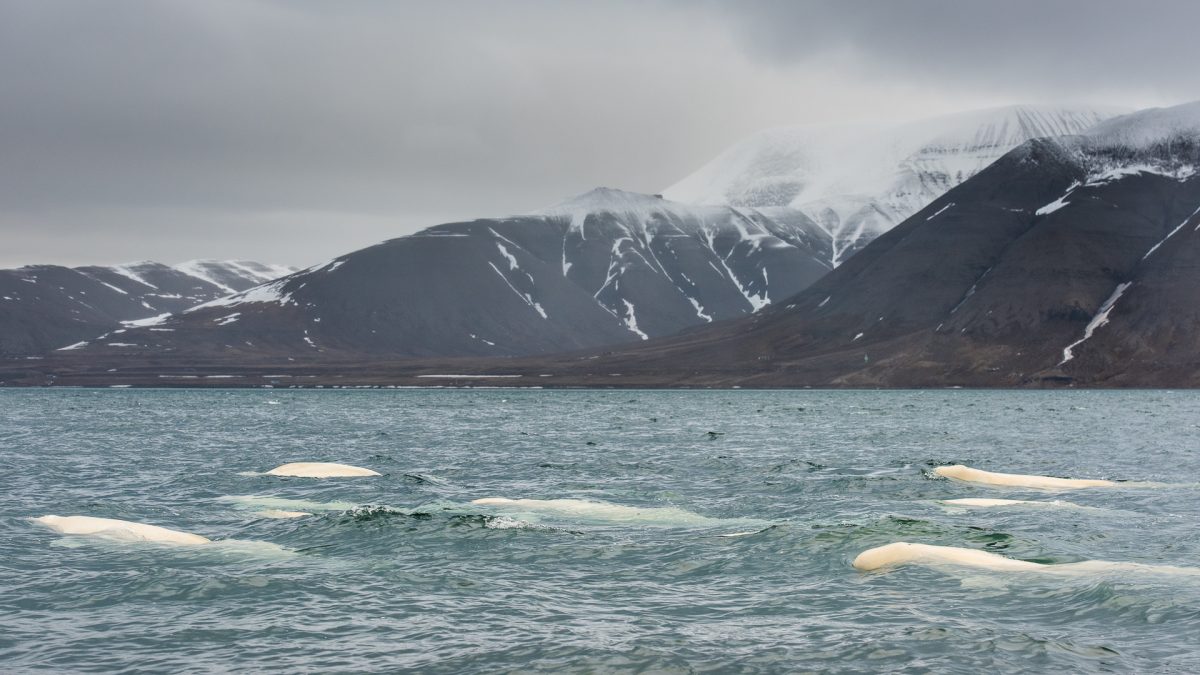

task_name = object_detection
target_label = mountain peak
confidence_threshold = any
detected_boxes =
[1083,100,1200,148]
[662,103,1127,264]
[535,187,673,216]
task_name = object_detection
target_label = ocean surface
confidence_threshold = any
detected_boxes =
[2,389,1199,673]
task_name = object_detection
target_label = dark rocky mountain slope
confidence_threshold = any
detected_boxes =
[10,102,1200,388]
[502,103,1200,387]
[0,260,294,356]
[53,190,833,359]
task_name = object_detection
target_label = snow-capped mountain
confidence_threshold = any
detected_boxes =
[512,101,1200,387]
[19,101,1200,387]
[0,260,296,356]
[53,189,835,359]
[664,104,1126,265]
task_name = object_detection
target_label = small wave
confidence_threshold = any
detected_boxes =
[340,506,423,522]
[483,515,536,530]
[403,473,447,485]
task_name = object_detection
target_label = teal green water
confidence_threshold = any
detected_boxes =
[2,389,1199,673]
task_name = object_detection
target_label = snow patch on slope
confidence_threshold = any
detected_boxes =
[1036,181,1081,216]
[620,299,649,340]
[185,278,296,312]
[1060,282,1133,365]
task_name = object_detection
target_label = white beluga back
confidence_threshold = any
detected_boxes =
[33,515,211,546]
[265,462,380,478]
[938,498,1080,508]
[256,510,312,519]
[218,494,357,518]
[853,542,1200,576]
[933,464,1114,489]
[471,497,741,528]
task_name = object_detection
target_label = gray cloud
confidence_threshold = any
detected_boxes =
[0,0,1195,267]
[712,0,1200,100]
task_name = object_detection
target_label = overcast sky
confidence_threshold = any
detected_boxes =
[2,0,1197,268]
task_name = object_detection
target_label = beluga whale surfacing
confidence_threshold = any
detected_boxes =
[933,464,1114,490]
[32,515,211,545]
[264,462,380,478]
[852,542,1200,576]
[32,515,293,556]
[471,497,754,528]
[938,498,1082,509]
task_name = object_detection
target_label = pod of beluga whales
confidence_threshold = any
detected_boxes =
[29,460,1199,577]
[854,463,1198,576]
[30,462,379,550]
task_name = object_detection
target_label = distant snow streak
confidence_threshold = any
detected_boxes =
[1142,205,1200,260]
[487,262,547,319]
[1059,282,1133,365]
[926,203,955,220]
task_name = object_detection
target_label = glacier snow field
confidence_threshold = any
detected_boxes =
[2,388,1199,673]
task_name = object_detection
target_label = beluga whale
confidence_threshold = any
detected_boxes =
[933,464,1114,490]
[470,497,744,528]
[938,498,1079,508]
[264,462,380,478]
[852,542,1200,576]
[32,514,293,556]
[32,515,211,545]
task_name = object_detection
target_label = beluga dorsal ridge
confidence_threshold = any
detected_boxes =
[470,497,732,527]
[938,498,1075,508]
[853,542,1200,576]
[33,515,211,545]
[933,464,1114,489]
[265,462,380,478]
[853,542,1041,572]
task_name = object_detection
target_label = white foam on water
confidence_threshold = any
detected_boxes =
[853,542,1200,577]
[483,515,537,530]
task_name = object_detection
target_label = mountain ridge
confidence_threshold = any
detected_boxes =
[663,104,1127,265]
[45,189,834,359]
[0,260,297,356]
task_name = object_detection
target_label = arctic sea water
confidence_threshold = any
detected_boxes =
[2,389,1199,673]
